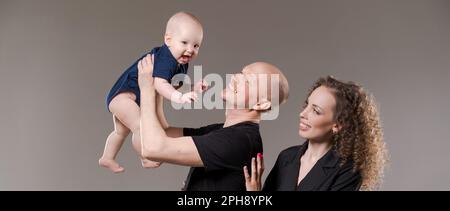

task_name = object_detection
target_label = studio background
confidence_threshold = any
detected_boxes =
[1,0,449,190]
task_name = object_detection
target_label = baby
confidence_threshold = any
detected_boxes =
[100,12,206,173]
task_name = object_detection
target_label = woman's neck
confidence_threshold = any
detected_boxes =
[303,140,332,162]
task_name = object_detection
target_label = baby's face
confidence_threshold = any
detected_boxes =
[167,25,203,64]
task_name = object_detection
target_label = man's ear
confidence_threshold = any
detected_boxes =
[252,98,272,111]
[164,34,171,47]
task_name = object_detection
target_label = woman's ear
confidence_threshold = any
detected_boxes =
[164,34,171,47]
[332,123,342,133]
[252,98,272,111]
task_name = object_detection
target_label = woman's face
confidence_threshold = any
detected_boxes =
[299,86,338,142]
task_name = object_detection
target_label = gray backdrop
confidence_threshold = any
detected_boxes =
[1,0,449,190]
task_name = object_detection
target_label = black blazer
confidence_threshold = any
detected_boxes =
[263,141,361,191]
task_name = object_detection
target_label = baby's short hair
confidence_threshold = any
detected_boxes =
[165,11,203,36]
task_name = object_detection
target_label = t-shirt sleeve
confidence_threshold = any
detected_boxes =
[152,56,178,81]
[191,130,252,172]
[183,124,223,136]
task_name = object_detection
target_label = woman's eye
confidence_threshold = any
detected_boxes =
[182,41,187,44]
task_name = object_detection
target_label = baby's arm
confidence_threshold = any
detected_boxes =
[154,78,197,103]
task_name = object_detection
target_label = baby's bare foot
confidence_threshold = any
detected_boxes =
[99,158,125,173]
[141,159,161,169]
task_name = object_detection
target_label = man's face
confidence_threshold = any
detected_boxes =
[221,66,270,109]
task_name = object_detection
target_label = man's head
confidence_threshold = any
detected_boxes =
[221,62,289,112]
[164,12,203,64]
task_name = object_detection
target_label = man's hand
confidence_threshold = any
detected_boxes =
[137,54,155,89]
[243,153,264,191]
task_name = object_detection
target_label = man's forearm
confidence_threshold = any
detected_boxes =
[156,93,169,130]
[140,85,167,156]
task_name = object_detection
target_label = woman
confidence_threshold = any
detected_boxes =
[244,76,388,191]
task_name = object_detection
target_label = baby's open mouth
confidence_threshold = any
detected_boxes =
[179,55,191,63]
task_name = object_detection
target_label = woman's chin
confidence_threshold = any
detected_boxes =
[299,130,308,139]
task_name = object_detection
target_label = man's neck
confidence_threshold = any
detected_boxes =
[223,109,260,128]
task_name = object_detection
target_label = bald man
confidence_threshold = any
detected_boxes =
[138,55,289,191]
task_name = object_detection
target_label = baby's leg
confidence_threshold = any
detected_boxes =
[99,114,129,173]
[109,92,161,169]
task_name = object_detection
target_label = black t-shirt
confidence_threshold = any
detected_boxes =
[182,121,263,191]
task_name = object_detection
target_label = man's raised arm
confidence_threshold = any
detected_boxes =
[137,54,203,167]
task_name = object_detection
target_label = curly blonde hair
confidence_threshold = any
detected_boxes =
[307,76,388,190]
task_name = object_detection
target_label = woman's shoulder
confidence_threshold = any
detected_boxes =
[280,145,301,154]
[277,145,303,161]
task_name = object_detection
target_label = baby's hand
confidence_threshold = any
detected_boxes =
[180,91,198,103]
[194,80,209,93]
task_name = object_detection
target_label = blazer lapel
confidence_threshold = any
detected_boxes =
[282,161,301,190]
[297,147,340,191]
[282,142,307,190]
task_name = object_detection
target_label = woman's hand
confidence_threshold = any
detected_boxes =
[243,153,264,191]
[137,54,155,89]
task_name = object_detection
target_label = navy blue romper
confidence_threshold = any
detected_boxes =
[106,44,188,111]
